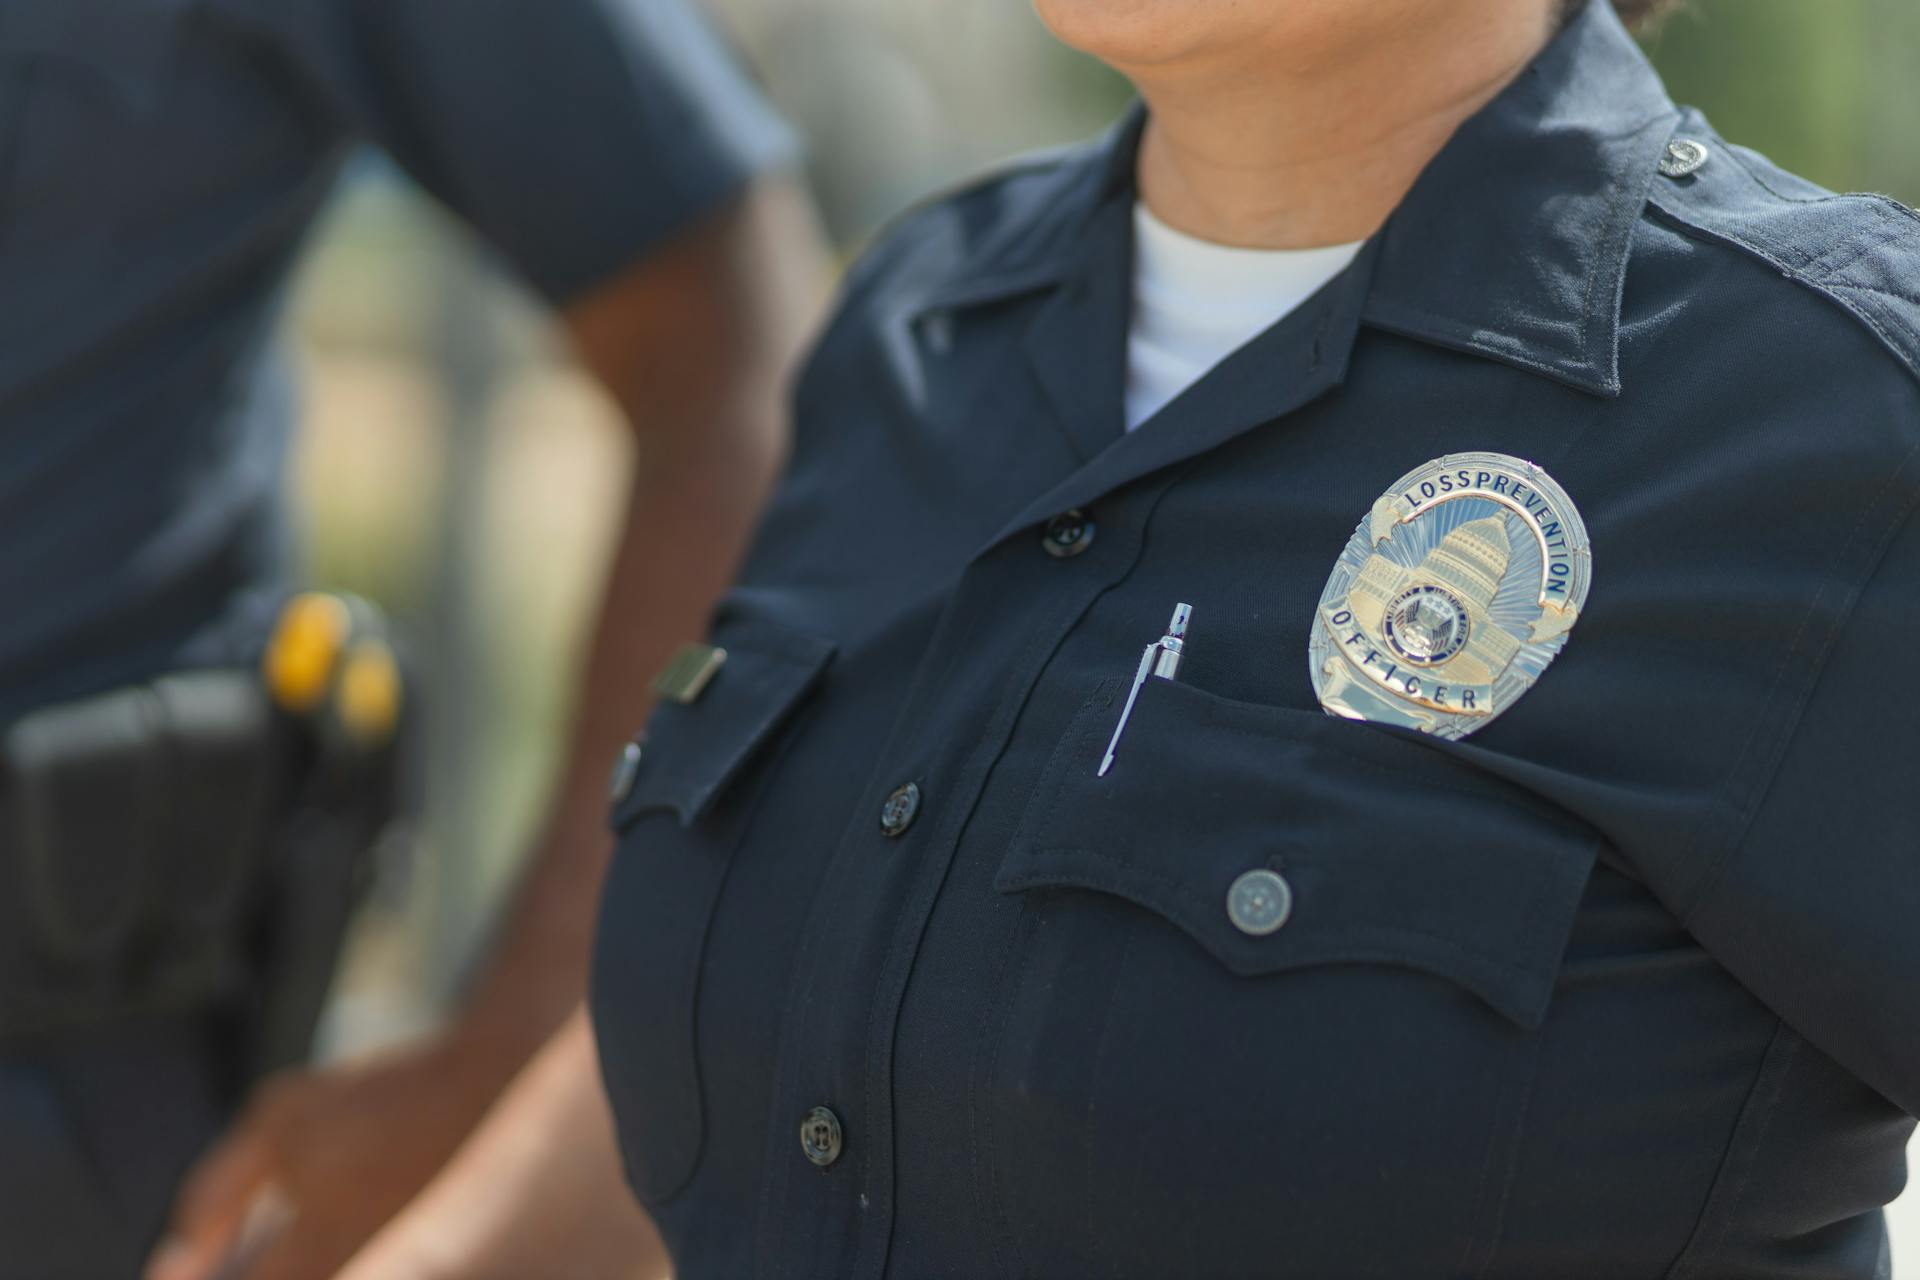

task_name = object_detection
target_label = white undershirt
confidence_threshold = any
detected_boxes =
[1125,201,1364,431]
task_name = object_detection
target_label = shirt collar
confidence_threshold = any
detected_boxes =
[1359,0,1680,396]
[925,0,1678,400]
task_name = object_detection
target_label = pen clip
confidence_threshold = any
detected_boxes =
[1098,644,1158,777]
[1097,603,1193,778]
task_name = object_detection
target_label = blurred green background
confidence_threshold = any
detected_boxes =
[289,0,1920,1246]
[1647,0,1920,201]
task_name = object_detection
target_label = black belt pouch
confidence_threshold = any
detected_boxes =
[0,673,285,1048]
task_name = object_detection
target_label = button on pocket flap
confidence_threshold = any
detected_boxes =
[995,677,1598,1029]
[611,623,835,832]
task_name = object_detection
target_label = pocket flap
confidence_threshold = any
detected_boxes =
[611,621,835,832]
[995,676,1598,1029]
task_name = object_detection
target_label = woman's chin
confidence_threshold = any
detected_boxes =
[1030,0,1226,69]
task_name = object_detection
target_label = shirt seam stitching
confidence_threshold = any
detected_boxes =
[970,892,1048,1280]
[1662,1020,1800,1280]
[1677,443,1920,922]
[1081,924,1138,1279]
[1464,1027,1549,1278]
[1646,191,1920,387]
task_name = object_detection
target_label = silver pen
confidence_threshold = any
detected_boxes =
[1098,603,1192,777]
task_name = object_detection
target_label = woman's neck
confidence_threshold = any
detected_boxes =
[1131,13,1555,250]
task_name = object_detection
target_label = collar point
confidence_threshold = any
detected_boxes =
[1361,305,1622,399]
[1569,348,1625,399]
[1534,358,1622,399]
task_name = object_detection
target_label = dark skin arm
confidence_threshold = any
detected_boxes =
[149,176,828,1280]
[335,1010,656,1280]
[464,176,823,1061]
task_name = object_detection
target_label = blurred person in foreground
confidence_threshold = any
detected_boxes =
[346,0,1920,1276]
[0,1,824,1277]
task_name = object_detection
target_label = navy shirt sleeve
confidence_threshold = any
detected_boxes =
[1685,492,1920,1115]
[230,0,797,302]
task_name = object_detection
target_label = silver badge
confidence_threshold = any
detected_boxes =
[1309,452,1592,739]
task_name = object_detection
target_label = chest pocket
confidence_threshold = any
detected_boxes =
[590,620,835,1206]
[998,673,1596,1026]
[983,674,1600,1275]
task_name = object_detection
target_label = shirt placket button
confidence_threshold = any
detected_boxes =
[1041,509,1096,558]
[879,781,921,838]
[800,1106,844,1168]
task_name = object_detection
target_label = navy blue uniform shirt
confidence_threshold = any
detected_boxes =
[590,4,1920,1276]
[0,0,792,722]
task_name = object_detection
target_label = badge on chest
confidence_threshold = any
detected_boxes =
[1309,452,1591,739]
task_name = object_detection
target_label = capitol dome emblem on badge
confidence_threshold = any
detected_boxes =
[1309,452,1591,739]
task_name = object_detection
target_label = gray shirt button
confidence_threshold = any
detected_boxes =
[1227,869,1293,936]
[801,1106,844,1168]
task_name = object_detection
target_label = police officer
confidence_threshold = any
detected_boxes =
[0,1,823,1277]
[347,0,1920,1276]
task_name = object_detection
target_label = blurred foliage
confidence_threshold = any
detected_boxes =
[1644,0,1920,203]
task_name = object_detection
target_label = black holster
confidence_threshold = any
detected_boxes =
[0,669,396,1079]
